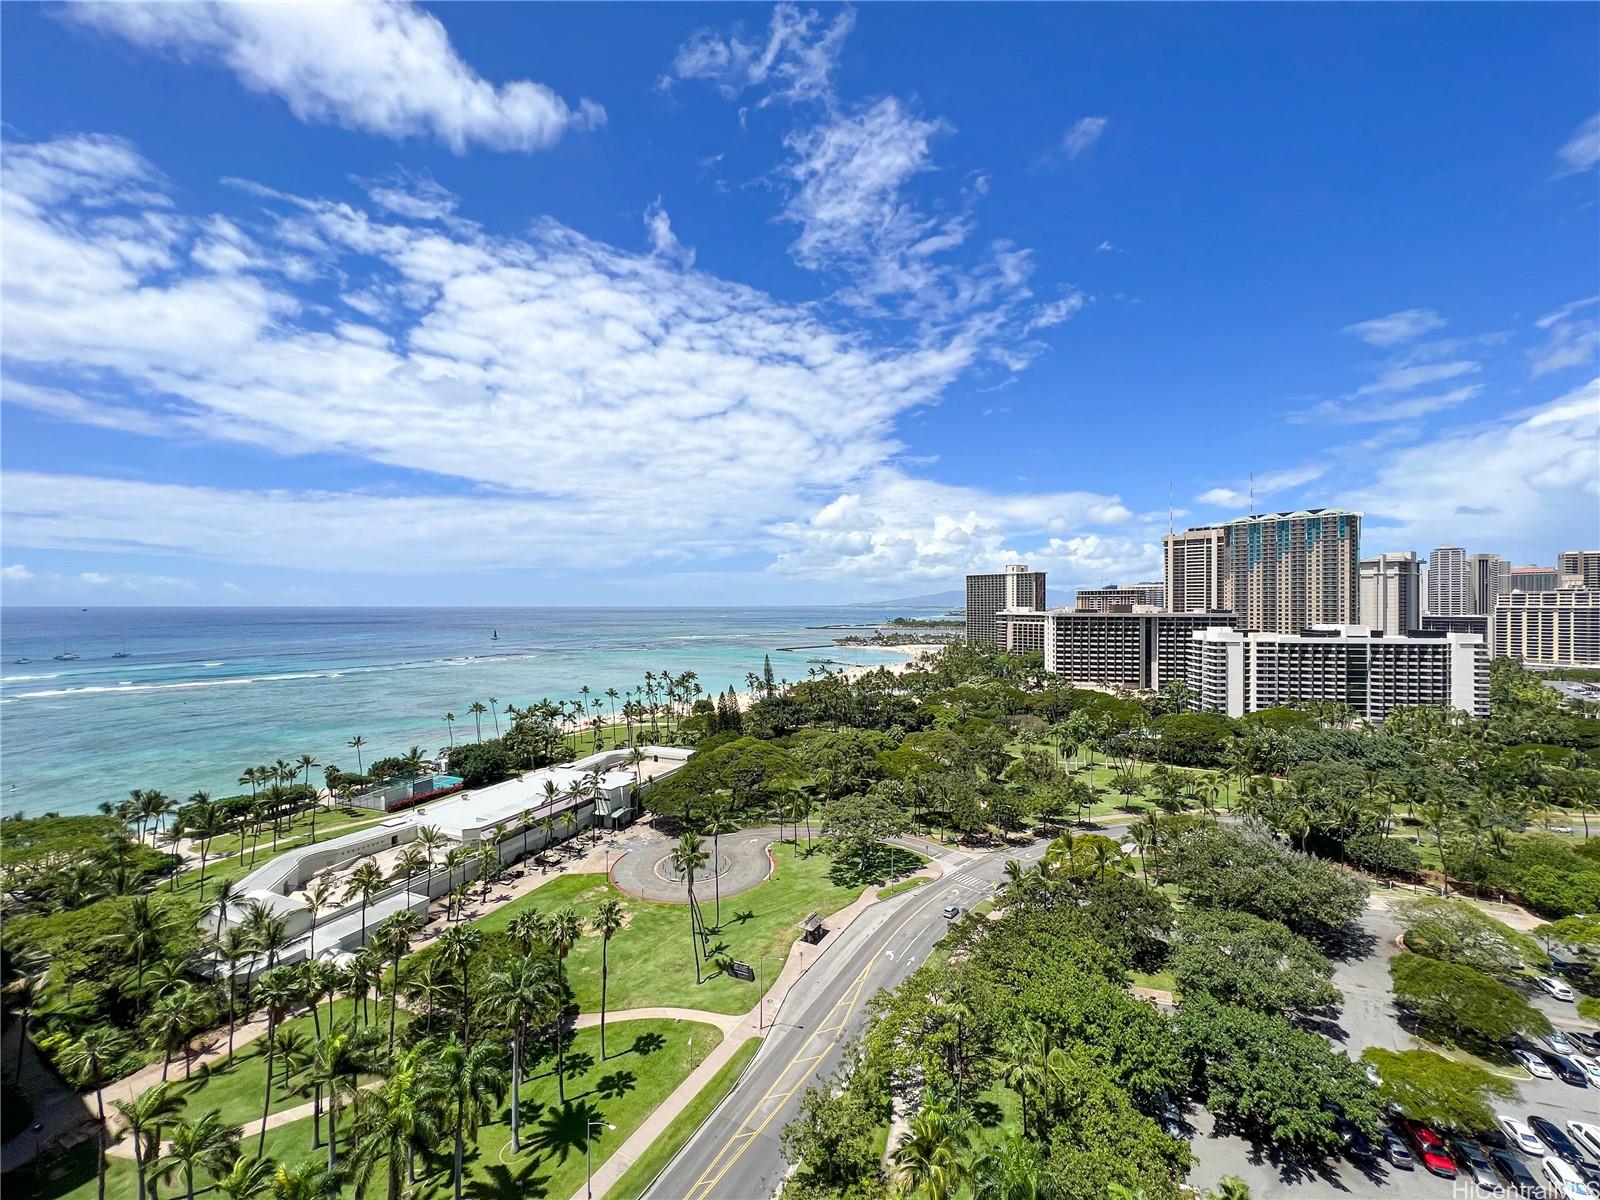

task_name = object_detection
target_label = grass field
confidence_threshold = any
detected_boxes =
[877,877,929,901]
[604,1036,761,1200]
[10,1019,718,1200]
[470,840,917,1014]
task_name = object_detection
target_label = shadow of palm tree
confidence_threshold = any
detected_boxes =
[630,1031,666,1056]
[465,1158,553,1200]
[527,1097,605,1165]
[562,1049,596,1078]
[595,1070,637,1100]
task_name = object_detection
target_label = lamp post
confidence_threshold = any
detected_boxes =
[586,1120,616,1199]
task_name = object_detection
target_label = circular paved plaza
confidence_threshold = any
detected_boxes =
[609,826,777,902]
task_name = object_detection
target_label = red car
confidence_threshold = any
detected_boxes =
[1402,1121,1457,1179]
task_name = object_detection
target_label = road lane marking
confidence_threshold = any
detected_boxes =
[676,865,982,1200]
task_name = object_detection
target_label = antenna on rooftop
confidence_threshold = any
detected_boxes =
[1168,483,1174,537]
[1248,472,1255,516]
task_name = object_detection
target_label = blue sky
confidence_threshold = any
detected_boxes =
[1,2,1596,606]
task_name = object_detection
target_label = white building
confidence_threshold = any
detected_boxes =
[1360,551,1421,635]
[1164,526,1225,613]
[997,607,1238,691]
[1426,546,1471,616]
[1187,625,1489,721]
[1558,551,1600,589]
[213,746,691,970]
[1492,589,1600,666]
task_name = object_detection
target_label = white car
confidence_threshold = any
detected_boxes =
[1541,1156,1596,1200]
[1548,1030,1577,1054]
[1570,1121,1600,1161]
[1537,976,1577,1001]
[1513,1048,1555,1079]
[1572,1054,1600,1086]
[1499,1114,1547,1155]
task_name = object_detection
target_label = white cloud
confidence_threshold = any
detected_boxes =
[1,131,1123,585]
[667,3,853,106]
[1353,359,1480,396]
[1195,464,1327,510]
[1338,377,1600,552]
[1287,384,1481,425]
[64,1,604,153]
[1095,240,1117,253]
[767,471,1132,585]
[1342,308,1447,347]
[363,176,460,221]
[1530,295,1600,377]
[1,564,34,583]
[1556,113,1600,176]
[1062,117,1107,159]
[644,198,695,267]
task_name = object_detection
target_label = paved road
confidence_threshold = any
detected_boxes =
[644,835,1056,1200]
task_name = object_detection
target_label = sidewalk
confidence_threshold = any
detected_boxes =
[569,852,947,1200]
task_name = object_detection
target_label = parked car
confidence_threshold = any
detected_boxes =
[1545,1052,1592,1087]
[1490,1149,1543,1197]
[1498,1114,1547,1156]
[1570,1031,1600,1056]
[1513,1047,1556,1078]
[1382,1129,1415,1170]
[1570,1122,1600,1162]
[1403,1121,1457,1178]
[1337,1117,1375,1162]
[1538,976,1578,1001]
[1572,1054,1600,1085]
[1451,1138,1503,1193]
[1541,1156,1597,1200]
[1548,1030,1578,1055]
[1530,1115,1591,1167]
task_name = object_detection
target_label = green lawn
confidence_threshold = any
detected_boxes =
[12,1019,719,1200]
[1130,968,1178,995]
[604,1036,761,1200]
[166,998,393,1126]
[469,840,915,1015]
[877,877,929,901]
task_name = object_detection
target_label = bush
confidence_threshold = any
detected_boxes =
[1344,833,1420,878]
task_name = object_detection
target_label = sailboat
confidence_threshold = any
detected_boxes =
[491,629,499,640]
[53,647,79,661]
[112,639,131,659]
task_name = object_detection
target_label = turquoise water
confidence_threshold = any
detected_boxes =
[0,607,922,817]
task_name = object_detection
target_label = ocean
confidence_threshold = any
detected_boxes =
[0,606,931,818]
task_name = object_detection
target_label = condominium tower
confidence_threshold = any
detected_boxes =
[1426,546,1471,616]
[1164,526,1225,613]
[1492,589,1600,666]
[1360,552,1421,636]
[1509,565,1561,593]
[966,564,1047,646]
[1217,509,1362,635]
[1470,553,1510,614]
[1557,551,1600,588]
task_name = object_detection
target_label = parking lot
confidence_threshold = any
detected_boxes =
[1187,897,1600,1198]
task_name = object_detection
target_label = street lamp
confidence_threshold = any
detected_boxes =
[586,1119,616,1199]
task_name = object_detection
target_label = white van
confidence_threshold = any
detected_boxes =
[1541,1156,1597,1200]
[1568,1120,1600,1161]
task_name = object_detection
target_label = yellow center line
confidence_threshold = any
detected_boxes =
[678,869,973,1200]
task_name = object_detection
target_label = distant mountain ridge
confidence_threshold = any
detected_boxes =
[850,589,964,609]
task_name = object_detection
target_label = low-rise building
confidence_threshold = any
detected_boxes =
[997,607,1239,690]
[1074,582,1166,612]
[1492,589,1600,666]
[1509,565,1561,593]
[1186,625,1489,721]
[1422,613,1490,638]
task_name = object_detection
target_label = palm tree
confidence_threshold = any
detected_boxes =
[892,1103,970,1200]
[253,967,302,1154]
[158,1110,240,1200]
[183,793,219,896]
[296,755,322,840]
[965,1130,1043,1200]
[214,1156,276,1200]
[144,985,207,1082]
[593,898,625,1059]
[417,825,445,897]
[269,1158,340,1200]
[348,1046,442,1200]
[671,834,710,984]
[306,1023,382,1170]
[443,712,456,747]
[61,1026,132,1200]
[487,697,501,738]
[426,1039,508,1200]
[376,910,423,1061]
[702,804,737,930]
[119,895,169,1019]
[347,736,367,776]
[437,925,483,1042]
[547,907,583,1101]
[343,859,386,947]
[303,875,335,963]
[112,1081,183,1200]
[482,957,556,1153]
[465,700,487,742]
